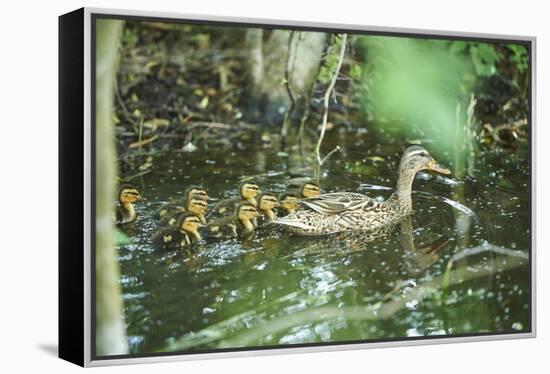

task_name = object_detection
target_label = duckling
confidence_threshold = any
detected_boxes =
[278,193,300,216]
[212,181,261,216]
[289,181,321,199]
[156,186,208,220]
[256,193,279,224]
[152,212,202,251]
[207,202,259,238]
[159,198,208,226]
[115,184,141,224]
[295,181,321,198]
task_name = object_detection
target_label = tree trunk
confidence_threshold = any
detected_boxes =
[95,18,128,356]
[244,30,326,125]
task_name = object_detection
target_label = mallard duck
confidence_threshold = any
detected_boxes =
[156,186,208,221]
[256,193,279,224]
[212,181,261,215]
[292,181,321,198]
[273,146,451,236]
[115,184,141,224]
[207,202,259,238]
[278,193,300,216]
[152,212,202,251]
[158,198,208,226]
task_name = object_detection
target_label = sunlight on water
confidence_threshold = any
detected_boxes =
[116,134,530,354]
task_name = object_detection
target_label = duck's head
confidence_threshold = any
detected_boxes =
[300,182,321,198]
[399,146,451,176]
[236,202,259,222]
[186,198,207,216]
[118,184,141,205]
[177,213,202,236]
[257,193,279,212]
[185,186,209,202]
[239,182,261,200]
[279,193,300,212]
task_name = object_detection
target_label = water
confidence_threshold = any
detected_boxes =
[117,132,530,354]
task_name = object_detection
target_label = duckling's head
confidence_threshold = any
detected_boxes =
[185,186,209,202]
[118,184,141,205]
[399,146,451,176]
[279,193,300,212]
[239,182,261,200]
[300,182,321,198]
[177,213,202,235]
[236,202,259,222]
[186,198,207,216]
[257,193,279,212]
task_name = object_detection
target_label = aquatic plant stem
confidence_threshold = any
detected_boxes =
[314,33,347,182]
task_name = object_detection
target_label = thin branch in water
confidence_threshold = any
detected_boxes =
[314,34,347,182]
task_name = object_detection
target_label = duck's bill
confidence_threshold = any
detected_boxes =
[428,159,451,175]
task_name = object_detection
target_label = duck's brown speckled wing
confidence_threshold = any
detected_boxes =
[300,192,375,215]
[274,192,396,235]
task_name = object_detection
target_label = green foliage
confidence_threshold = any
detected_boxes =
[468,43,501,77]
[358,36,474,156]
[122,28,138,48]
[349,65,363,81]
[318,35,345,85]
[507,44,529,73]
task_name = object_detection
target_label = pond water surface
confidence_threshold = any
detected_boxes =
[117,131,530,354]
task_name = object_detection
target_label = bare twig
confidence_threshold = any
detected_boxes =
[321,145,341,164]
[281,31,298,143]
[128,135,158,149]
[114,78,138,127]
[314,34,347,182]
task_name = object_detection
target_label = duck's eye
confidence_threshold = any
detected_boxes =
[409,150,429,158]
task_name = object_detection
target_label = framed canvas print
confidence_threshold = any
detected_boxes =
[59,7,536,367]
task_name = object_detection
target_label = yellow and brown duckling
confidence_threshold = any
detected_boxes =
[255,192,279,224]
[295,181,321,198]
[159,198,208,226]
[115,184,141,225]
[274,146,451,236]
[152,212,203,251]
[212,181,261,216]
[275,183,318,218]
[207,202,259,238]
[278,193,300,216]
[156,186,209,223]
